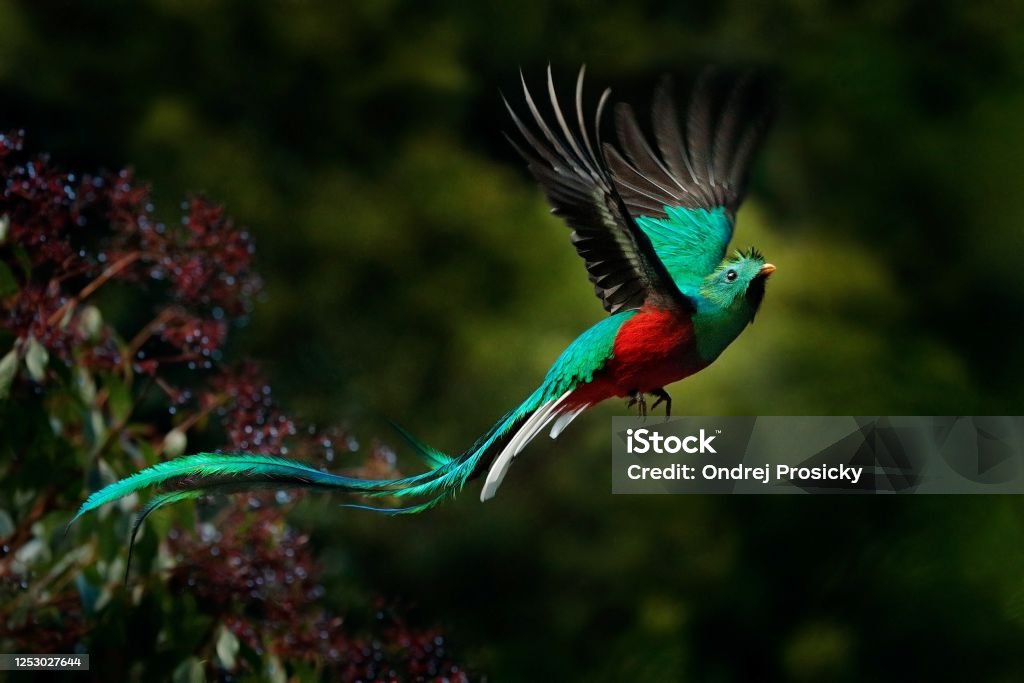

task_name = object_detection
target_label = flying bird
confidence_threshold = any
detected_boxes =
[72,66,775,567]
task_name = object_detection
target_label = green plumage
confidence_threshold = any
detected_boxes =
[71,448,470,532]
[636,206,733,295]
[72,453,393,524]
[536,310,636,398]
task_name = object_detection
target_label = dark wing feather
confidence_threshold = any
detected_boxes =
[506,66,689,314]
[608,69,772,219]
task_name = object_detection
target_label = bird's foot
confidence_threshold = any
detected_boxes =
[626,391,648,419]
[650,388,673,420]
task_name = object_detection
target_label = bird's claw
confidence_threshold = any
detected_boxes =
[650,388,672,421]
[626,391,648,419]
[628,389,673,421]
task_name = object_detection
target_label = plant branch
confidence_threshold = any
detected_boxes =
[46,251,143,326]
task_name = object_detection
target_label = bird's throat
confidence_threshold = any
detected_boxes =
[692,304,755,362]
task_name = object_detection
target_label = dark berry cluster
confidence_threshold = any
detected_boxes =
[211,362,298,453]
[168,509,469,682]
[0,130,259,374]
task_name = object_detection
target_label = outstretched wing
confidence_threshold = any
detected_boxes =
[505,66,690,315]
[606,70,771,291]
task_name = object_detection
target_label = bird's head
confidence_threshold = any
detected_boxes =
[699,247,775,315]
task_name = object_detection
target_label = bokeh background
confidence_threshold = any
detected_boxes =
[4,0,1024,680]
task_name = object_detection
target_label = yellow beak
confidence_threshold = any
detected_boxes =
[758,263,776,277]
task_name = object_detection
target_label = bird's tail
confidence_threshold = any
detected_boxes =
[70,385,590,574]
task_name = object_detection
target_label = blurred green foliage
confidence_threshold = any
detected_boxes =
[3,0,1024,680]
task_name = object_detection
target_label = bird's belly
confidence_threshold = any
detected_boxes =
[573,307,707,404]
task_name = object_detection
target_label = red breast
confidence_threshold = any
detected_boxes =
[570,307,707,406]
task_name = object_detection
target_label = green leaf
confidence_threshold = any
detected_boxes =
[87,458,118,502]
[172,657,205,683]
[14,538,49,567]
[24,337,48,382]
[0,509,13,536]
[77,305,103,340]
[0,347,17,399]
[75,366,96,404]
[0,262,17,297]
[266,655,287,683]
[215,625,240,671]
[87,408,107,449]
[106,379,132,423]
[162,428,187,458]
[74,573,101,617]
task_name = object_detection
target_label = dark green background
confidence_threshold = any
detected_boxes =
[5,1,1024,679]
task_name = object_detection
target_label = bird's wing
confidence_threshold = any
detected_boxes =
[506,66,691,315]
[605,71,771,289]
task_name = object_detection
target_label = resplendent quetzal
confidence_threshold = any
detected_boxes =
[72,67,775,559]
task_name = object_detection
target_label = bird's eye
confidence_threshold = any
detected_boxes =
[725,269,738,282]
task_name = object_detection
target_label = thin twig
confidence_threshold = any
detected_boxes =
[123,307,180,377]
[161,394,231,454]
[125,307,179,360]
[46,251,143,326]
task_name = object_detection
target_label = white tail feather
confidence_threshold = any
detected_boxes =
[481,391,572,502]
[550,403,589,439]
